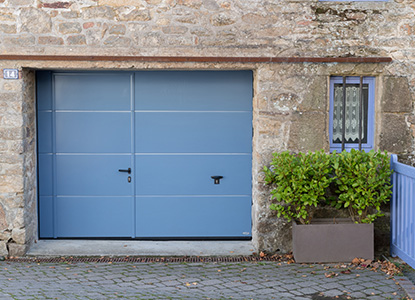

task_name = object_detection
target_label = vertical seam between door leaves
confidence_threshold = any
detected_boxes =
[51,73,57,238]
[131,73,136,238]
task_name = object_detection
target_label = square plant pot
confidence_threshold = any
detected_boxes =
[292,218,374,263]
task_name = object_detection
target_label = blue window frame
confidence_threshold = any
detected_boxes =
[329,76,375,152]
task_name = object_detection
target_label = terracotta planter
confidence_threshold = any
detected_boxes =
[292,218,374,263]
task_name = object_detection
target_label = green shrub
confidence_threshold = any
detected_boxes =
[263,150,334,225]
[330,149,392,223]
[263,149,392,224]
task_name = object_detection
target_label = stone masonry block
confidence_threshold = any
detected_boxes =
[0,204,6,231]
[61,11,78,19]
[109,24,126,35]
[103,36,131,47]
[8,0,34,6]
[38,36,64,45]
[67,35,86,45]
[258,117,283,136]
[0,12,16,22]
[58,22,82,35]
[3,35,35,47]
[177,0,203,9]
[7,242,27,256]
[40,2,72,9]
[382,77,413,113]
[270,92,300,112]
[116,8,151,22]
[0,175,24,193]
[145,0,162,4]
[82,6,115,19]
[242,13,278,26]
[379,113,412,153]
[0,241,7,256]
[3,81,22,92]
[0,128,23,140]
[1,193,23,210]
[288,112,328,152]
[210,12,236,26]
[256,217,292,253]
[0,24,16,34]
[298,76,327,112]
[20,8,52,34]
[11,228,25,244]
[99,0,146,6]
[162,26,188,35]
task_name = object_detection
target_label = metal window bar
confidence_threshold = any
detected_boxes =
[341,76,364,151]
[342,77,346,151]
[358,76,363,151]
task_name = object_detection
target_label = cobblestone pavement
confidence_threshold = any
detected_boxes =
[0,260,408,299]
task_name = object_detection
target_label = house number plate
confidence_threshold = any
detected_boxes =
[3,69,19,80]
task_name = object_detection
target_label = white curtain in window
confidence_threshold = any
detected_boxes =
[332,85,365,143]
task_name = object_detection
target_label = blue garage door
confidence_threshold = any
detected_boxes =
[37,71,252,238]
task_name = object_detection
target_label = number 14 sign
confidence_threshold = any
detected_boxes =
[3,69,19,80]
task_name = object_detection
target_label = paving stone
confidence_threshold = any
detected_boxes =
[297,287,318,294]
[320,282,344,290]
[361,281,381,288]
[323,289,344,297]
[364,288,382,295]
[366,296,387,300]
[0,261,407,299]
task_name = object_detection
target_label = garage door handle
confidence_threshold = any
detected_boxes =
[118,168,131,174]
[211,176,223,184]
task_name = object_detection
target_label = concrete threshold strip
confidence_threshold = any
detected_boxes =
[14,239,279,263]
[25,240,255,258]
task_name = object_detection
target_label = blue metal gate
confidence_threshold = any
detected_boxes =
[390,154,415,269]
[37,71,253,238]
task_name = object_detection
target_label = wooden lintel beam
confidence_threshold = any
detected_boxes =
[0,55,392,64]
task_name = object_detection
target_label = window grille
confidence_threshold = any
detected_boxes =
[329,76,374,152]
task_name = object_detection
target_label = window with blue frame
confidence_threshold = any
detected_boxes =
[329,76,375,152]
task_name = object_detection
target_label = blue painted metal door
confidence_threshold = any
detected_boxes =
[38,71,252,238]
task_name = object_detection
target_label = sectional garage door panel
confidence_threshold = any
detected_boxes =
[37,112,52,153]
[37,71,253,239]
[39,196,53,238]
[54,74,132,111]
[135,71,252,111]
[135,196,252,237]
[135,112,252,153]
[56,197,134,237]
[37,71,53,111]
[38,154,53,196]
[55,155,133,196]
[55,112,132,153]
[135,155,252,195]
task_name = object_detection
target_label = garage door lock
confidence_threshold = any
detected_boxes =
[211,176,223,184]
[118,168,131,174]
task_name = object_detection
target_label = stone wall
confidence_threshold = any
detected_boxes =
[0,1,412,60]
[0,0,414,255]
[0,70,36,256]
[0,67,27,256]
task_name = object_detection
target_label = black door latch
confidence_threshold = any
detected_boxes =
[211,176,223,184]
[118,168,131,174]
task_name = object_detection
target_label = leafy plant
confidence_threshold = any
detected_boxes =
[330,149,392,223]
[263,149,393,224]
[263,150,334,224]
